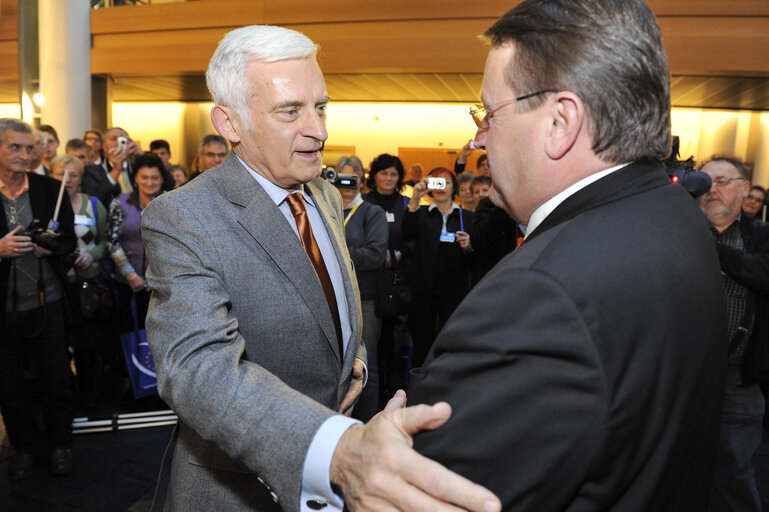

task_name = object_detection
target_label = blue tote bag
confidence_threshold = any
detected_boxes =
[120,294,158,398]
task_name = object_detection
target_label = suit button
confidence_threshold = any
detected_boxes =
[307,499,328,509]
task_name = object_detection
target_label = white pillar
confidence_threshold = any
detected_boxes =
[38,0,91,143]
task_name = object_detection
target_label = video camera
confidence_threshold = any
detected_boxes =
[663,136,711,198]
[321,166,359,190]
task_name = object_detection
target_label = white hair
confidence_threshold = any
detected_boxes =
[206,25,318,130]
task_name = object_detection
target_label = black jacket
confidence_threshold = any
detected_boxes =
[343,200,388,300]
[470,197,522,285]
[715,211,769,384]
[412,160,727,511]
[402,205,473,313]
[0,173,76,326]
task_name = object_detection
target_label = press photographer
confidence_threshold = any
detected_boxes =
[0,118,77,480]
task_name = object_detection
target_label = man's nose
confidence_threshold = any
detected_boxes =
[303,109,328,142]
[473,128,486,151]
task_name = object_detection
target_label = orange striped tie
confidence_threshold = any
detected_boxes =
[285,193,344,358]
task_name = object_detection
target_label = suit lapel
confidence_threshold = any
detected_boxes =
[526,159,671,243]
[305,180,362,367]
[221,156,341,362]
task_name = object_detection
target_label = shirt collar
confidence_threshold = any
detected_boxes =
[428,201,460,213]
[0,172,29,200]
[345,193,363,210]
[714,212,742,235]
[525,162,630,238]
[236,154,315,209]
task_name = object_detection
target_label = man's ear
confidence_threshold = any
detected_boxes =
[544,92,584,160]
[740,179,751,199]
[211,105,241,145]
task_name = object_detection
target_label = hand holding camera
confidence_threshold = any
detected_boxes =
[457,139,475,164]
[0,226,34,258]
[408,178,429,212]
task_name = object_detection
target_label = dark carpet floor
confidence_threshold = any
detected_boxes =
[3,405,769,511]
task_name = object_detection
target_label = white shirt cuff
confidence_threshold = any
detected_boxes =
[357,357,369,388]
[300,414,360,511]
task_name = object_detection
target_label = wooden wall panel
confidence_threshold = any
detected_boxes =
[0,0,17,80]
[0,39,16,79]
[398,147,462,175]
[649,0,769,16]
[92,28,226,75]
[91,18,494,76]
[661,17,769,76]
[90,0,264,34]
[262,0,515,24]
[89,1,769,78]
[0,0,767,97]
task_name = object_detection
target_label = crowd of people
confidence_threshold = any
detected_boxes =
[0,122,237,480]
[1,1,769,510]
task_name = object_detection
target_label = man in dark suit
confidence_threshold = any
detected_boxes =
[410,1,728,511]
[142,25,499,512]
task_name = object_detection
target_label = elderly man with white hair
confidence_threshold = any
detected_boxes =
[142,25,500,512]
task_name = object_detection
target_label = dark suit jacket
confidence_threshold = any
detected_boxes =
[82,161,120,208]
[410,159,727,511]
[0,173,76,326]
[142,154,364,512]
[470,197,521,286]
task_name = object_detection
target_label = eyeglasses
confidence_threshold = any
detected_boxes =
[469,89,560,128]
[712,176,746,187]
[745,194,765,203]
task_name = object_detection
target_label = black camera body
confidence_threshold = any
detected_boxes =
[322,167,359,190]
[24,219,68,255]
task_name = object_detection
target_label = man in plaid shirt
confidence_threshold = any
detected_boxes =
[698,155,769,512]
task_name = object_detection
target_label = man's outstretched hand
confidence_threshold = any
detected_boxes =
[330,391,501,512]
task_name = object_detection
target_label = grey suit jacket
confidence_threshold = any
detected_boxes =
[141,153,364,512]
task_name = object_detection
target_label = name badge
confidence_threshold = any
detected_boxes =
[386,212,395,223]
[74,214,95,227]
[439,232,456,243]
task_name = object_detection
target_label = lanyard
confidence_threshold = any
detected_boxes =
[344,196,364,227]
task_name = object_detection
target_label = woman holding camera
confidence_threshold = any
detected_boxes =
[403,167,473,369]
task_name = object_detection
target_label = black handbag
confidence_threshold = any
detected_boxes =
[76,273,114,321]
[375,251,412,318]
